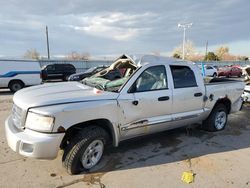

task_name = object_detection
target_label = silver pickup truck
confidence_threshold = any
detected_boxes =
[5,54,244,174]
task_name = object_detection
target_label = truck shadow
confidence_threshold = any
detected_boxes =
[88,104,250,175]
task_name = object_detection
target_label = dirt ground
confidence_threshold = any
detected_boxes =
[1,89,250,188]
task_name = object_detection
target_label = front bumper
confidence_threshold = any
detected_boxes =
[5,116,65,159]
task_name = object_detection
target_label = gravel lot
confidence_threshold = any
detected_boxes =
[1,89,250,188]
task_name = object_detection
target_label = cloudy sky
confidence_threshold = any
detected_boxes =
[0,0,249,58]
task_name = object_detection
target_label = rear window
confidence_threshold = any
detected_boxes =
[170,65,197,88]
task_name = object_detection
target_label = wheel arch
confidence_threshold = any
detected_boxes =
[60,118,118,149]
[8,79,25,88]
[213,97,231,114]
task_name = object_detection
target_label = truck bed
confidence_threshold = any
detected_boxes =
[204,77,244,114]
[204,77,243,85]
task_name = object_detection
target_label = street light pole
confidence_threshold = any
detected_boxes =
[182,27,186,60]
[178,23,192,60]
[46,25,50,59]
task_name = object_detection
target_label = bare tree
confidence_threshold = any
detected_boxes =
[215,46,229,60]
[172,40,197,60]
[23,49,40,60]
[65,51,90,60]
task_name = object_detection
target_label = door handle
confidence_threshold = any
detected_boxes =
[132,100,139,105]
[194,92,203,97]
[158,96,170,101]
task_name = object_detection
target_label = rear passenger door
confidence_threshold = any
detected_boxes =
[55,64,65,79]
[170,65,204,124]
[46,65,56,79]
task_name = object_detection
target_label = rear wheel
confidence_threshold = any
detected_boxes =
[202,104,228,132]
[62,126,109,174]
[9,80,24,92]
[213,73,217,77]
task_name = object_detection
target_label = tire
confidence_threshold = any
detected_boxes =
[9,80,24,92]
[62,126,109,175]
[213,73,217,78]
[202,104,228,132]
[63,75,69,81]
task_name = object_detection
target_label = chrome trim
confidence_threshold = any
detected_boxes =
[172,114,199,121]
[121,114,199,131]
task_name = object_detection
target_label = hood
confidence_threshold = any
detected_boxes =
[13,82,119,110]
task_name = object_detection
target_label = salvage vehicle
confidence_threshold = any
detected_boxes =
[5,54,244,174]
[242,66,250,102]
[242,66,250,82]
[68,65,108,81]
[242,84,250,102]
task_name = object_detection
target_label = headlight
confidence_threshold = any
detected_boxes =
[25,112,55,132]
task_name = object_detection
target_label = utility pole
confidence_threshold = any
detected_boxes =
[46,25,50,59]
[178,23,192,60]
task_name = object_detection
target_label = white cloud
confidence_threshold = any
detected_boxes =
[64,12,156,41]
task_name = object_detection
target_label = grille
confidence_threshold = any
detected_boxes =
[12,104,24,129]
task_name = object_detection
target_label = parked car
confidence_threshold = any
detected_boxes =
[218,66,242,77]
[198,65,218,77]
[0,60,42,92]
[68,65,108,81]
[5,54,244,174]
[41,64,76,81]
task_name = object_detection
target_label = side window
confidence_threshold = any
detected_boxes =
[46,65,55,71]
[55,64,63,71]
[170,65,197,88]
[132,66,168,92]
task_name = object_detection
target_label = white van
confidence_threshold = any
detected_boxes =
[0,60,42,92]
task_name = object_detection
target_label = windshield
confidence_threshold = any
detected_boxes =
[82,74,131,92]
[81,56,138,92]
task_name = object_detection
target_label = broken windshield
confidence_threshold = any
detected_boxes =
[81,55,138,92]
[82,76,130,92]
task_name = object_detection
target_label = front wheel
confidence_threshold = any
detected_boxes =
[62,126,109,174]
[202,104,228,132]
